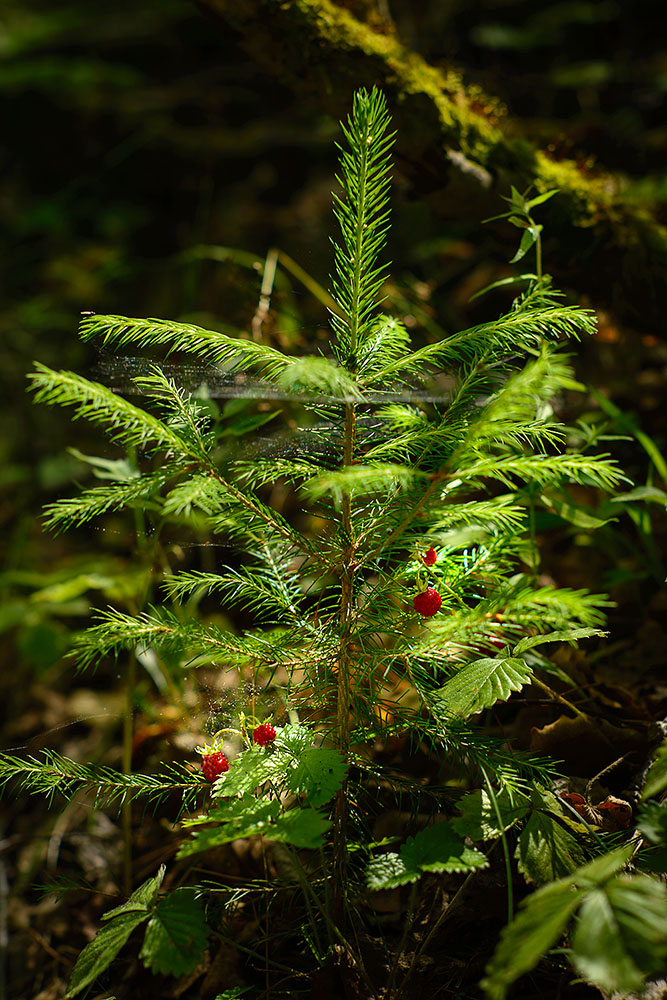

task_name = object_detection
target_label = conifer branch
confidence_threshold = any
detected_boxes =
[0,752,202,812]
[79,314,293,381]
[28,364,195,458]
[330,87,395,363]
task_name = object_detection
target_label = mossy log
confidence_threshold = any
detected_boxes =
[196,0,667,333]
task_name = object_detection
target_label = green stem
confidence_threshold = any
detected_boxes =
[480,766,514,924]
[121,648,136,895]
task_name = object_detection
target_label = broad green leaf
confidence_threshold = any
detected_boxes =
[139,890,209,976]
[268,807,332,849]
[642,741,667,799]
[275,724,314,755]
[29,570,150,606]
[212,746,285,797]
[101,866,165,920]
[400,823,488,876]
[366,823,488,889]
[276,356,363,400]
[286,747,347,806]
[482,844,636,998]
[451,787,530,841]
[515,810,586,885]
[509,227,538,264]
[512,627,604,656]
[571,876,667,995]
[436,657,533,718]
[67,910,150,996]
[481,882,581,999]
[178,797,280,856]
[637,801,667,844]
[303,463,423,503]
[565,842,635,888]
[366,853,407,891]
[180,798,329,853]
[539,492,616,529]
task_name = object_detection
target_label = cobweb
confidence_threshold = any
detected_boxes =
[93,350,455,404]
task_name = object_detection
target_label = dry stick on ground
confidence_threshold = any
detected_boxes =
[194,0,667,333]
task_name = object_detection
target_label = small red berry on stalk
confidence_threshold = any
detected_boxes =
[422,546,437,566]
[253,723,277,747]
[413,587,442,617]
[201,751,229,782]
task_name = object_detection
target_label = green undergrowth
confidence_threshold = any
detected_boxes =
[1,87,666,999]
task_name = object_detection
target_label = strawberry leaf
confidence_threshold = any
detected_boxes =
[435,656,533,719]
[286,747,348,806]
[67,868,165,996]
[140,889,209,976]
[367,823,488,889]
[570,876,667,995]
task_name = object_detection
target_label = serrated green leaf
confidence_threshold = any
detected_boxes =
[178,797,281,856]
[570,876,667,995]
[481,884,582,1000]
[367,823,488,889]
[566,842,635,887]
[366,853,407,891]
[179,796,329,854]
[481,844,636,999]
[275,724,314,755]
[269,807,332,849]
[515,810,586,886]
[452,788,530,840]
[401,823,488,875]
[67,910,150,996]
[139,889,209,977]
[212,746,285,797]
[637,801,667,844]
[435,657,533,719]
[286,747,347,806]
[642,740,667,799]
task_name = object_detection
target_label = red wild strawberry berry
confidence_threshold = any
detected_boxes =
[422,546,437,566]
[413,587,442,617]
[201,751,229,782]
[253,723,277,747]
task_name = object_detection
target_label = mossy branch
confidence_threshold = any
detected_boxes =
[196,0,667,331]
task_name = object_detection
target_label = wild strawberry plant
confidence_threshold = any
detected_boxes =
[2,88,666,998]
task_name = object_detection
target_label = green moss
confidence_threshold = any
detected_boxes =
[211,0,667,281]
